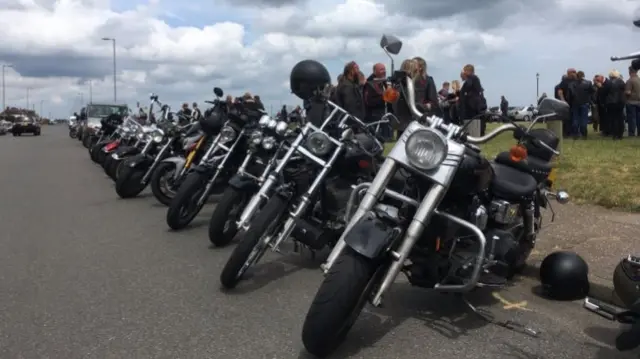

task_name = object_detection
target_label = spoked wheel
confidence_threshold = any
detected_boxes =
[208,187,248,247]
[301,249,382,358]
[165,171,207,230]
[150,162,179,206]
[219,194,288,289]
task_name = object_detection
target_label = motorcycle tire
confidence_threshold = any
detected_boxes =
[150,162,178,206]
[108,157,123,181]
[165,171,207,230]
[69,130,77,139]
[208,187,247,247]
[90,143,103,163]
[82,134,92,148]
[115,162,147,198]
[219,195,288,289]
[301,249,379,358]
[102,154,113,174]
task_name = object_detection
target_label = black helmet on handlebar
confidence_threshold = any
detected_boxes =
[290,60,331,101]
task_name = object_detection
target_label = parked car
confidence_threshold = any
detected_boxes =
[11,115,41,136]
[513,105,536,121]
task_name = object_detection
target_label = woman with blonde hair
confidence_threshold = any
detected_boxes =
[390,59,423,138]
[399,59,418,78]
[412,56,439,114]
[448,80,461,125]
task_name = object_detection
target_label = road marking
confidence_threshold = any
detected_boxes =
[492,292,532,311]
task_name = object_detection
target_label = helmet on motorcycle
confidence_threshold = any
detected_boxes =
[290,60,331,101]
[613,256,640,309]
[539,251,589,300]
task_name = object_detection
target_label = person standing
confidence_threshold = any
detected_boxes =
[333,61,365,121]
[557,71,576,137]
[191,102,202,121]
[500,96,509,118]
[625,66,640,136]
[412,57,439,116]
[459,64,487,135]
[393,59,420,138]
[600,70,626,140]
[572,71,594,138]
[363,63,392,140]
[438,82,451,123]
[449,80,461,125]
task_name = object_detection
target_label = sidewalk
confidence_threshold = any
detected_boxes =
[521,202,640,307]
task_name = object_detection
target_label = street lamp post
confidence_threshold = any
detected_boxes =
[536,73,540,101]
[101,37,117,103]
[40,100,44,117]
[2,64,12,112]
[89,80,93,104]
[26,87,31,109]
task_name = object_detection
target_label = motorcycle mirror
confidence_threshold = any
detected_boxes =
[380,34,402,55]
[341,128,354,141]
[213,87,224,97]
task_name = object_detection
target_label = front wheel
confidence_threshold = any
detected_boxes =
[219,194,288,289]
[166,171,207,230]
[107,157,123,181]
[82,134,92,148]
[115,162,148,198]
[208,187,248,247]
[69,130,77,139]
[301,249,380,358]
[150,162,179,206]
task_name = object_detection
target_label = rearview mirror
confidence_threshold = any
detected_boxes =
[214,87,224,97]
[634,19,640,28]
[380,34,402,55]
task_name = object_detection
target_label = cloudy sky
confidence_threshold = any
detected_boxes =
[1,0,639,118]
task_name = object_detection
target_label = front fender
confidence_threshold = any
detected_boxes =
[228,173,258,191]
[161,156,187,180]
[126,153,154,169]
[344,211,397,259]
[115,145,140,157]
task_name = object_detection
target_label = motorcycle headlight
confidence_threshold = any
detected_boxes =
[275,121,288,135]
[262,136,276,150]
[267,120,277,130]
[305,132,332,156]
[404,129,447,171]
[258,115,270,127]
[250,131,263,145]
[220,126,237,143]
[152,130,164,143]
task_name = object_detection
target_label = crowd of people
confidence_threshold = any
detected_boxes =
[554,65,640,140]
[327,58,488,141]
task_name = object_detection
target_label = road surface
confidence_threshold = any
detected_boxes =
[0,126,635,359]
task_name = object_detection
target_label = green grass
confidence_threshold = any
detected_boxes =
[385,123,640,212]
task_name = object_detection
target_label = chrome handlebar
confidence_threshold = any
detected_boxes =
[404,77,518,144]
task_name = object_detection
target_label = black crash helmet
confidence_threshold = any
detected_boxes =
[613,257,640,309]
[290,60,331,101]
[539,251,589,300]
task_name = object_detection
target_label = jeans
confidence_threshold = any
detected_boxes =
[571,103,590,137]
[626,103,640,136]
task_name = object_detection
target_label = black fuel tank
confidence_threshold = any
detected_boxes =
[449,146,493,197]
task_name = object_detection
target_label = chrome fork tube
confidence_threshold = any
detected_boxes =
[321,159,397,273]
[141,140,152,154]
[370,183,447,307]
[142,140,171,183]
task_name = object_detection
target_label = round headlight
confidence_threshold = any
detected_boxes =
[267,120,277,129]
[306,132,332,156]
[275,121,288,135]
[404,129,447,171]
[220,126,237,143]
[258,115,270,127]
[250,131,263,145]
[152,131,164,143]
[262,136,276,150]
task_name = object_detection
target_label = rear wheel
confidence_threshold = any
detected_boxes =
[115,161,147,198]
[302,249,380,358]
[166,171,207,230]
[208,187,247,247]
[107,157,123,181]
[219,195,288,289]
[150,162,179,206]
[82,134,92,148]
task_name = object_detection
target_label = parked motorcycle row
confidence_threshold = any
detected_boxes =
[68,35,573,358]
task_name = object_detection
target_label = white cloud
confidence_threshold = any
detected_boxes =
[0,0,638,118]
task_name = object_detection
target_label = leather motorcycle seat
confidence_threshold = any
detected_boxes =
[495,151,553,183]
[490,162,538,201]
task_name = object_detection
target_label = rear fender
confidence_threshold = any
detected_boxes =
[228,173,258,192]
[161,156,187,180]
[126,153,154,169]
[344,210,397,259]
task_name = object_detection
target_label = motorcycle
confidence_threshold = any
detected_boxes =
[207,116,295,247]
[165,90,266,230]
[92,117,140,166]
[88,113,125,161]
[300,45,571,356]
[115,96,187,198]
[103,120,153,181]
[68,118,78,138]
[149,88,224,206]
[218,93,384,289]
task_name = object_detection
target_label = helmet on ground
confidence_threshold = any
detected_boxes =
[613,256,640,309]
[290,60,331,101]
[539,251,589,300]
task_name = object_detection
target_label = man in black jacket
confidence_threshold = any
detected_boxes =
[568,71,594,138]
[557,70,577,137]
[500,96,509,117]
[332,61,365,121]
[363,63,392,140]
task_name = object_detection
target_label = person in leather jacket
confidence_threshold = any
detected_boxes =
[413,57,439,116]
[459,64,488,135]
[192,102,202,121]
[332,61,365,121]
[363,63,392,141]
[568,71,595,138]
[392,59,421,138]
[599,70,626,140]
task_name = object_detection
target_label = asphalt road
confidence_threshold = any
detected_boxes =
[0,126,636,359]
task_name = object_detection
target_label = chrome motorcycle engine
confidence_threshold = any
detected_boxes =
[490,200,520,225]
